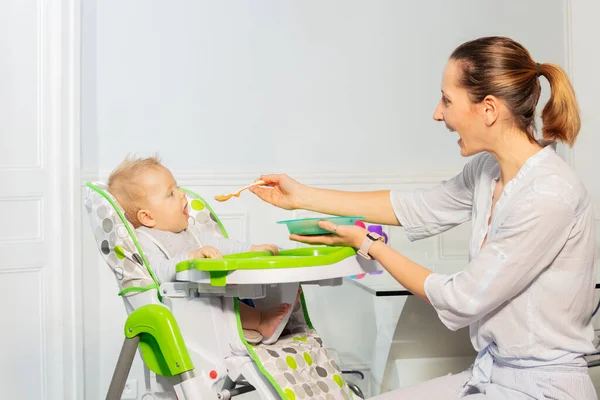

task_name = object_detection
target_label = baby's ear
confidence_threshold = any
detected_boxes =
[137,209,156,228]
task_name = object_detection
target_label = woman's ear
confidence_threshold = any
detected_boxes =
[482,95,499,126]
[137,209,156,228]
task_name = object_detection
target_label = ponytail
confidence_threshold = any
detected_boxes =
[539,63,581,147]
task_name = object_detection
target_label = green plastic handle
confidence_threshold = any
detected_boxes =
[124,304,194,377]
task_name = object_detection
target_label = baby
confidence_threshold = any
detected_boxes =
[108,155,291,344]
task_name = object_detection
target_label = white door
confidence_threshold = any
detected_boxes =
[0,0,80,399]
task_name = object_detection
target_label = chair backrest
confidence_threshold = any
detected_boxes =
[84,182,228,299]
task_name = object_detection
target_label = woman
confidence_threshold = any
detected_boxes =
[250,37,597,399]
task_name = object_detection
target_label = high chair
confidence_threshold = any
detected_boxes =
[84,182,382,400]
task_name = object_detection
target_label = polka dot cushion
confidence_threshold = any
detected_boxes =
[247,301,354,400]
[182,190,227,239]
[85,183,156,295]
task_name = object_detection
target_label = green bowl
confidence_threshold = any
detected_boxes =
[276,216,364,235]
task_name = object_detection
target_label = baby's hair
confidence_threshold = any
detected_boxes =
[108,153,162,227]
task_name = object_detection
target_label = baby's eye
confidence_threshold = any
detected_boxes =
[169,191,174,197]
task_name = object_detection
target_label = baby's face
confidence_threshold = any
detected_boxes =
[139,166,189,232]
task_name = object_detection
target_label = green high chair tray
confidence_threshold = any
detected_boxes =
[175,246,378,287]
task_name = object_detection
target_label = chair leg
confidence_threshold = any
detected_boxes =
[105,336,141,400]
[343,369,366,398]
[342,370,365,380]
[347,382,365,399]
[217,384,256,400]
[237,360,280,400]
[221,376,236,390]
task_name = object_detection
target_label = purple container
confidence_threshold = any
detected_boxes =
[368,225,388,244]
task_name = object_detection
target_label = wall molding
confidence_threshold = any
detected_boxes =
[218,211,249,243]
[0,0,44,171]
[437,235,469,261]
[0,196,44,243]
[0,265,44,274]
[81,168,463,187]
[0,265,46,398]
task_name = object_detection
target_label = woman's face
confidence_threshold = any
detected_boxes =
[433,59,488,157]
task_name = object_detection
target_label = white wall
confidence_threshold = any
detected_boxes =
[570,0,600,392]
[571,0,600,251]
[83,0,567,173]
[79,0,600,398]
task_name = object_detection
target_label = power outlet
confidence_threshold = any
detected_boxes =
[121,379,138,400]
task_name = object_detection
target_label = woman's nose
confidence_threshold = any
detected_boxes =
[433,100,444,121]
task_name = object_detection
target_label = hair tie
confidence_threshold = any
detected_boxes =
[535,63,541,77]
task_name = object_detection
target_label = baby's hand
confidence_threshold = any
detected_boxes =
[249,244,279,255]
[188,246,223,259]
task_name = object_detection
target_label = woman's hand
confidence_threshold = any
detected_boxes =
[188,246,223,259]
[249,244,279,255]
[248,174,306,210]
[290,220,368,249]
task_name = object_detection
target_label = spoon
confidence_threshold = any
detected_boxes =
[214,180,266,202]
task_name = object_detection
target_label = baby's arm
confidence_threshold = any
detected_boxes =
[188,246,222,259]
[137,234,223,283]
[248,244,279,255]
[192,226,278,255]
[194,229,252,255]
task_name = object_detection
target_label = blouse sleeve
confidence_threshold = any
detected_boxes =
[390,154,487,241]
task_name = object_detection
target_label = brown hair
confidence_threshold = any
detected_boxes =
[450,36,580,146]
[107,154,163,227]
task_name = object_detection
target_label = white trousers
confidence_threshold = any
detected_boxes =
[370,364,597,400]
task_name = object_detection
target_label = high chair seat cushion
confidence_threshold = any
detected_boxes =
[244,301,354,400]
[85,183,158,296]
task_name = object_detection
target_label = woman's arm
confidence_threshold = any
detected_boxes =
[368,239,432,300]
[299,186,399,225]
[250,174,399,225]
[251,155,483,232]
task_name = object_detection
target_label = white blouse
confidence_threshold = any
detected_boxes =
[391,145,596,376]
